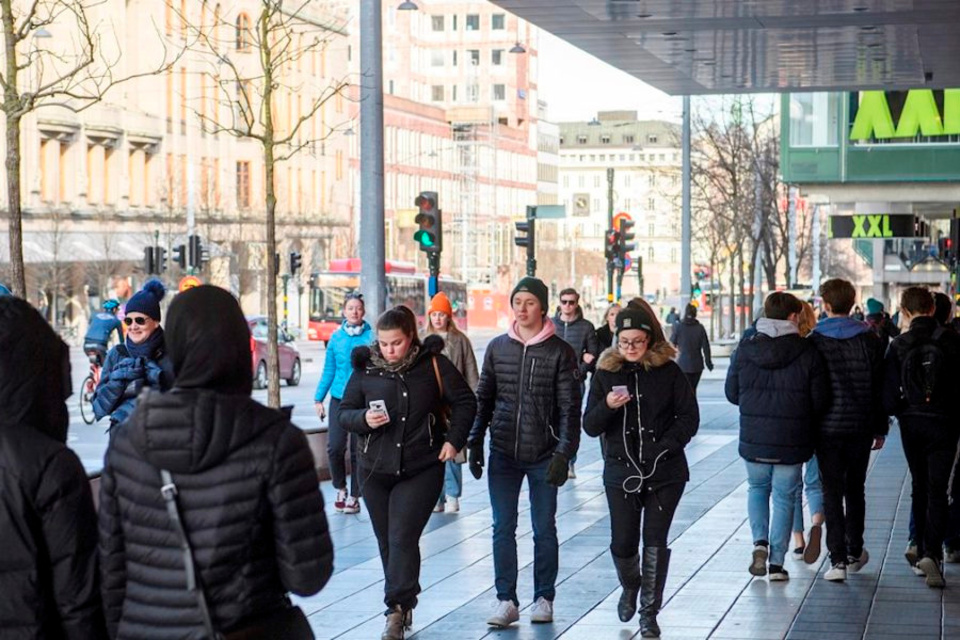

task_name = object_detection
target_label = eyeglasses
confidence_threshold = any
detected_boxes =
[618,338,648,349]
[124,316,148,326]
[560,299,577,305]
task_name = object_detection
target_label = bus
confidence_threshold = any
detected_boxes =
[307,259,468,344]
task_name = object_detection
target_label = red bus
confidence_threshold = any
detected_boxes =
[307,259,468,344]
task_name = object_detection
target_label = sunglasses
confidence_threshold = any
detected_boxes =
[560,299,578,305]
[124,316,148,326]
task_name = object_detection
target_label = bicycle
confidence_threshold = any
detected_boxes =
[79,347,104,425]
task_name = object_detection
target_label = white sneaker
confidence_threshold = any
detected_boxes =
[847,549,869,573]
[445,497,460,513]
[487,600,519,628]
[342,496,361,515]
[529,596,554,623]
[824,563,847,582]
[567,463,577,479]
[433,503,444,513]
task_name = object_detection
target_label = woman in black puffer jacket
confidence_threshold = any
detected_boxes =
[339,306,476,640]
[98,286,334,639]
[584,307,699,639]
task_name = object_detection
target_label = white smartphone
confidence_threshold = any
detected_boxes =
[612,385,630,397]
[369,400,389,422]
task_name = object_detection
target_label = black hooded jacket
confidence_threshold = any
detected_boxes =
[338,334,478,477]
[882,315,960,422]
[98,286,333,639]
[0,297,108,639]
[670,317,713,373]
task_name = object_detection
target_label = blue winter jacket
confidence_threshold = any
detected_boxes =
[92,344,174,426]
[314,321,373,403]
[84,312,123,345]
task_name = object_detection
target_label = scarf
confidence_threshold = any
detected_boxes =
[126,326,165,359]
[370,344,421,373]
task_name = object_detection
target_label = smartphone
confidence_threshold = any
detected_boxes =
[369,400,390,422]
[612,385,630,397]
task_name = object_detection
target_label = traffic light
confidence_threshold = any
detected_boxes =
[948,218,960,265]
[290,251,302,276]
[692,281,703,299]
[413,191,442,253]
[188,235,204,270]
[604,229,620,260]
[618,219,636,259]
[172,244,187,270]
[144,247,156,274]
[154,246,167,273]
[514,217,536,277]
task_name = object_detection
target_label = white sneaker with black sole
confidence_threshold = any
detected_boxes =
[847,549,869,573]
[824,563,847,582]
[529,597,554,623]
[487,600,519,628]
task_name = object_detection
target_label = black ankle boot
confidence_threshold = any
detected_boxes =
[639,547,670,638]
[612,552,642,622]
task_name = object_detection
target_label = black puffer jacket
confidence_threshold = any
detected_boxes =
[670,318,713,373]
[468,323,581,462]
[809,317,887,440]
[882,316,960,421]
[584,342,699,491]
[339,334,477,477]
[0,297,107,640]
[725,321,830,464]
[553,307,600,375]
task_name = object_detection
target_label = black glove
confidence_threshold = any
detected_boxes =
[468,444,485,480]
[545,453,569,487]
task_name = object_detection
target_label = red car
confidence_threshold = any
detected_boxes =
[247,316,302,389]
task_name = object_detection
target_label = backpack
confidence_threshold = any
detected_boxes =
[899,327,948,407]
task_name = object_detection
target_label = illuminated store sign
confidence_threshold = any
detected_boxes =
[849,89,960,141]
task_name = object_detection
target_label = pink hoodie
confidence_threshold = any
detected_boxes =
[508,318,556,346]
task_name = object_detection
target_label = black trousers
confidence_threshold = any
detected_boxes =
[362,462,444,610]
[606,482,684,558]
[684,372,702,394]
[817,435,872,564]
[900,418,960,561]
[327,398,359,497]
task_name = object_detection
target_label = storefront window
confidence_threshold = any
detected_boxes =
[789,93,840,147]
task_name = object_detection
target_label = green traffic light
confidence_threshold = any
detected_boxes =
[414,230,436,247]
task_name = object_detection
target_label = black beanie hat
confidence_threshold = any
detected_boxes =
[125,279,166,321]
[615,307,654,335]
[511,277,549,315]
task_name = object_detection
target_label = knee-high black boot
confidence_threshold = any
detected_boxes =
[639,547,670,638]
[612,552,642,622]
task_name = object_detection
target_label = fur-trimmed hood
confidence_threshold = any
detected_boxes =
[351,333,444,371]
[596,339,677,372]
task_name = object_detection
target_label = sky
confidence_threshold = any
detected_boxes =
[537,31,684,124]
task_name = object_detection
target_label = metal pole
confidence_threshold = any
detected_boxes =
[282,274,290,326]
[681,95,692,301]
[811,204,821,290]
[606,167,615,301]
[360,0,386,316]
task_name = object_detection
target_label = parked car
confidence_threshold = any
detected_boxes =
[247,316,302,389]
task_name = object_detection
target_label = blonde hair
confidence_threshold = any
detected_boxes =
[423,311,463,338]
[798,301,817,337]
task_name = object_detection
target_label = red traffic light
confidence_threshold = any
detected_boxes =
[415,193,435,211]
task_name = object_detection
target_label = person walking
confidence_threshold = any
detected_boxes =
[865,298,900,349]
[314,292,372,515]
[584,307,699,638]
[98,285,334,639]
[423,291,479,513]
[468,277,581,628]
[669,303,713,393]
[0,296,108,639]
[339,306,477,640]
[883,287,960,588]
[725,292,830,582]
[806,279,887,582]
[665,306,680,327]
[596,303,622,349]
[92,279,174,431]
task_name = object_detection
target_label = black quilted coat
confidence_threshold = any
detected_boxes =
[468,324,582,463]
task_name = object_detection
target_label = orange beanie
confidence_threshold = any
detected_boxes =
[428,292,453,317]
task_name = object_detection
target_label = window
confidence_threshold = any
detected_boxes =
[468,49,480,66]
[466,84,479,102]
[452,85,457,101]
[236,161,251,209]
[789,93,840,147]
[672,175,680,187]
[649,174,656,187]
[624,198,631,210]
[647,198,655,210]
[624,175,631,187]
[671,248,678,263]
[431,50,445,67]
[647,134,658,143]
[623,134,635,144]
[492,84,505,101]
[600,135,611,144]
[235,13,251,50]
[593,175,600,187]
[431,15,444,31]
[648,223,655,236]
[492,13,505,30]
[578,175,585,188]
[452,15,457,30]
[388,80,394,95]
[577,134,587,144]
[648,246,654,261]
[562,175,569,187]
[593,198,600,211]
[599,154,606,161]
[431,85,444,101]
[559,136,565,145]
[492,49,504,65]
[466,14,480,30]
[452,50,458,66]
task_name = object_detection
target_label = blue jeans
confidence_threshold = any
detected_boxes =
[745,461,802,566]
[488,450,559,605]
[437,461,463,505]
[792,455,824,533]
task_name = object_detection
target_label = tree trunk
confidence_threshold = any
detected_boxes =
[3,0,25,297]
[728,254,736,338]
[261,15,281,409]
[737,248,746,332]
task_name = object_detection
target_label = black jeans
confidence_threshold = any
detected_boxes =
[900,418,960,561]
[362,462,444,610]
[327,398,359,497]
[606,482,684,558]
[684,372,702,394]
[817,435,872,564]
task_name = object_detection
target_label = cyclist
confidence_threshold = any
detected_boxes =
[83,299,123,367]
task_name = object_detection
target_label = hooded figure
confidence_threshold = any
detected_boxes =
[98,286,334,639]
[0,297,108,639]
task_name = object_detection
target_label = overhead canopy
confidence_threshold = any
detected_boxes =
[493,0,960,94]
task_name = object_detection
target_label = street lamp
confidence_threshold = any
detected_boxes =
[509,41,526,54]
[398,1,418,9]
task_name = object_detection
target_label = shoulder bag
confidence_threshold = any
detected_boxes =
[432,357,467,464]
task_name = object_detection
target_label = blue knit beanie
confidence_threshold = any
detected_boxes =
[125,279,166,321]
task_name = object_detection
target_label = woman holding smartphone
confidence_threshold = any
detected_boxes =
[583,307,699,638]
[339,306,477,640]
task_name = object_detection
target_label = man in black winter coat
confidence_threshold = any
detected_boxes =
[669,303,713,393]
[0,297,107,640]
[98,286,334,638]
[883,287,960,588]
[726,292,830,582]
[468,276,581,628]
[809,279,887,583]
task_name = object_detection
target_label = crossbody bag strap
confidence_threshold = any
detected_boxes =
[159,469,221,640]
[431,356,444,397]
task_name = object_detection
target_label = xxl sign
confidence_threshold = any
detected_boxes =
[849,89,960,141]
[828,214,918,239]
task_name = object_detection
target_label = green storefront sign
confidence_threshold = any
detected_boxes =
[828,214,917,239]
[850,89,960,141]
